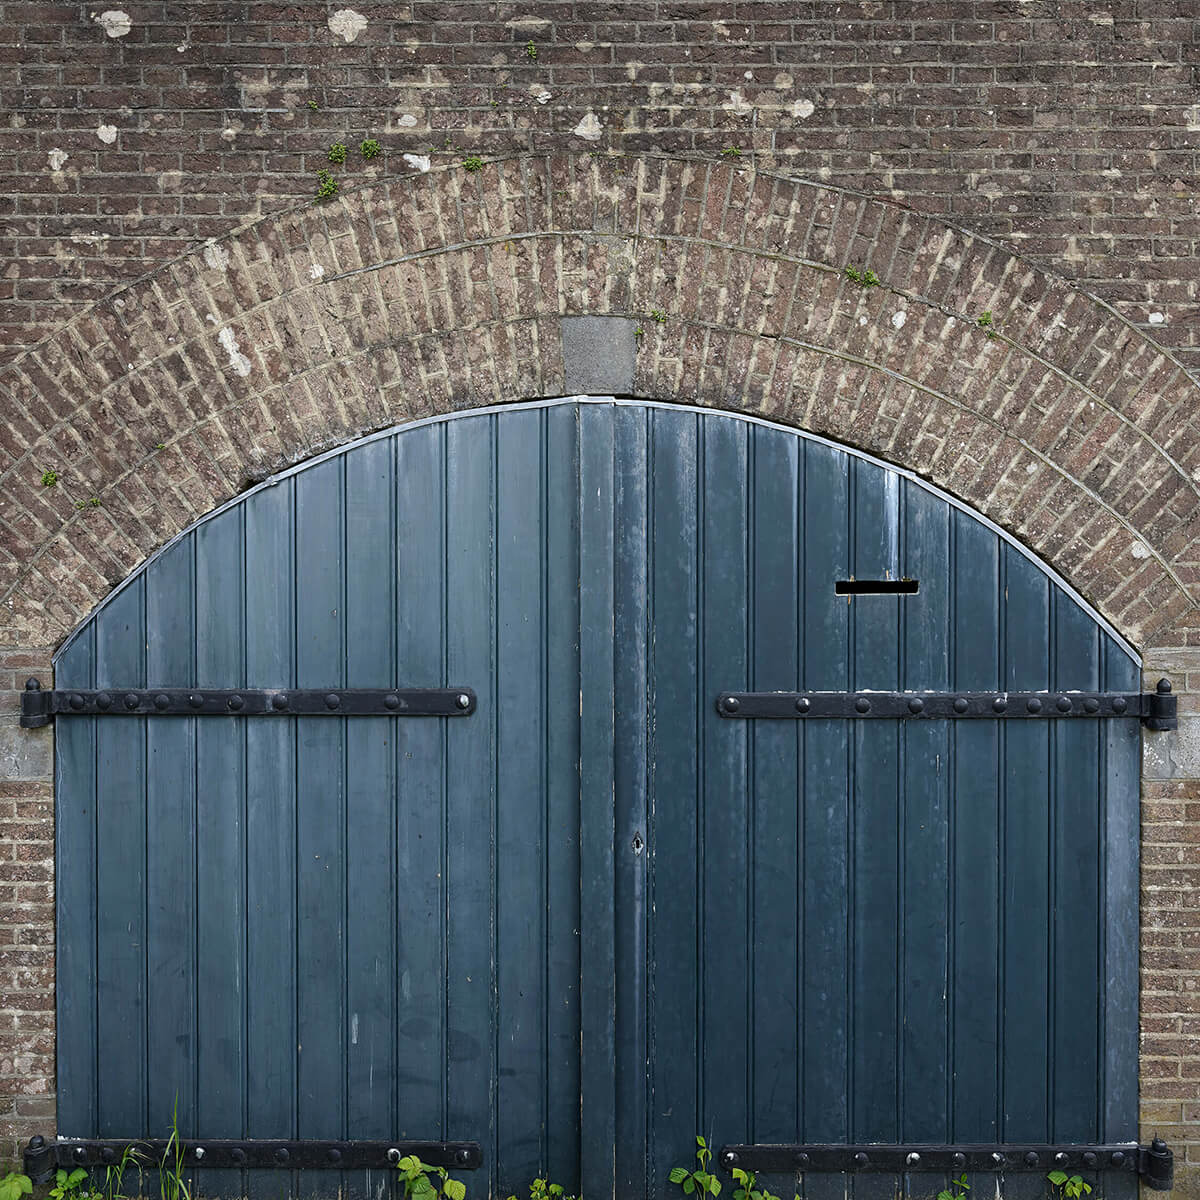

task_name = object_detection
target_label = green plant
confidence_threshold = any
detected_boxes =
[525,39,538,60]
[722,145,742,157]
[395,1154,466,1200]
[938,1173,970,1200]
[504,1179,577,1200]
[634,326,644,337]
[41,468,59,487]
[0,1174,33,1200]
[650,308,667,323]
[159,1104,191,1200]
[315,169,339,202]
[669,1135,722,1196]
[844,265,880,288]
[360,137,380,159]
[328,141,348,163]
[100,1145,144,1200]
[730,1166,783,1200]
[49,1169,91,1200]
[976,309,996,338]
[307,99,319,110]
[1047,1171,1092,1200]
[462,155,484,172]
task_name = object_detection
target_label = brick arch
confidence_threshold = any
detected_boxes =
[1,152,1197,651]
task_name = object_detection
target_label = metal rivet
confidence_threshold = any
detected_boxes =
[69,693,85,710]
[722,1152,738,1168]
[25,678,40,691]
[1056,696,1071,713]
[952,1153,966,1169]
[1026,697,1043,713]
[456,693,471,710]
[1111,1152,1125,1168]
[1112,697,1128,714]
[231,1149,246,1164]
[387,1149,401,1164]
[326,1149,341,1164]
[993,697,1007,713]
[854,1153,869,1168]
[954,697,969,714]
[1083,1153,1098,1169]
[908,697,924,714]
[1084,697,1100,713]
[101,1147,115,1164]
[74,1148,88,1163]
[274,1148,290,1164]
[796,697,811,713]
[272,694,289,710]
[1025,1152,1039,1166]
[795,1153,810,1169]
[906,1152,921,1167]
[194,1148,205,1160]
[455,1149,471,1167]
[228,695,244,711]
[155,694,170,711]
[991,1153,1004,1167]
[124,692,140,710]
[855,697,871,713]
[325,693,340,710]
[1158,678,1173,695]
[1055,1153,1069,1167]
[97,692,112,710]
[188,694,203,709]
[722,696,740,714]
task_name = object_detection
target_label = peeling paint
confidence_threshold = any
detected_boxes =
[202,239,230,271]
[402,153,431,172]
[573,111,603,141]
[96,124,118,144]
[217,328,252,377]
[92,9,131,37]
[47,148,69,171]
[328,8,368,43]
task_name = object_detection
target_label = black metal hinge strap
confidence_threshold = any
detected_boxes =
[716,678,1176,730]
[23,1136,481,1183]
[718,1141,1172,1191]
[19,679,477,728]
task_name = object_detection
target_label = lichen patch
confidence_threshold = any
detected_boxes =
[328,9,368,43]
[92,10,132,37]
[217,328,252,377]
[96,124,118,144]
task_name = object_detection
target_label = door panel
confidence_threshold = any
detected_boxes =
[53,399,1139,1200]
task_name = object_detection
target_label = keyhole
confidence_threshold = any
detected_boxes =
[631,832,644,855]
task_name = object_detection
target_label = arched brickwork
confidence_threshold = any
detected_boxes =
[1,153,1197,653]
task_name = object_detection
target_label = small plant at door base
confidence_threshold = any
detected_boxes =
[504,1179,578,1200]
[395,1154,467,1200]
[0,1174,33,1200]
[730,1165,786,1200]
[159,1105,192,1200]
[1047,1171,1092,1200]
[101,1143,145,1200]
[669,1135,722,1196]
[938,1173,970,1200]
[49,1169,91,1200]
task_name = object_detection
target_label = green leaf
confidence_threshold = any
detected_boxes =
[444,1179,466,1200]
[732,1171,747,1185]
[709,1179,722,1196]
[683,1178,695,1195]
[670,1168,690,1184]
[697,1136,708,1149]
[1048,1172,1068,1186]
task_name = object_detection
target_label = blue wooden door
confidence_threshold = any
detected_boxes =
[53,399,1139,1200]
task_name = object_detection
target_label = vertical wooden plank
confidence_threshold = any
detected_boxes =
[194,506,248,1198]
[445,413,498,1200]
[646,407,700,1198]
[54,628,97,1137]
[1052,590,1102,1144]
[578,402,616,1200]
[899,481,950,1155]
[244,478,298,1200]
[749,424,801,1161]
[495,409,548,1192]
[394,422,449,1143]
[293,459,346,1163]
[848,461,900,1200]
[342,438,396,1200]
[145,538,198,1136]
[799,440,850,1200]
[545,403,582,1193]
[1001,547,1051,1158]
[93,578,147,1138]
[950,511,1000,1150]
[700,415,751,1151]
[612,405,649,1199]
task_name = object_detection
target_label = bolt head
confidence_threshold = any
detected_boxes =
[456,693,471,709]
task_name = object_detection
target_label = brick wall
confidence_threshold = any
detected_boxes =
[2,1,1199,372]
